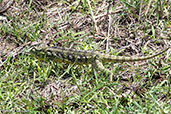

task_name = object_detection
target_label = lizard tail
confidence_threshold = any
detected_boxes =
[101,47,169,62]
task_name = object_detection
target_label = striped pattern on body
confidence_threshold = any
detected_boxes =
[31,45,169,64]
[30,45,169,81]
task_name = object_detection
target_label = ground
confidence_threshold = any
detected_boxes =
[0,0,171,113]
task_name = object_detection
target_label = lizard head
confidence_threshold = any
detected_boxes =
[27,42,49,57]
[31,43,48,51]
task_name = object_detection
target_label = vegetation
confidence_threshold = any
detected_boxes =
[0,0,170,113]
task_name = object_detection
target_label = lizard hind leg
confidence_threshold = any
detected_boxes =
[94,59,113,82]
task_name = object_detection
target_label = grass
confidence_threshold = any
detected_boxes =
[0,0,171,113]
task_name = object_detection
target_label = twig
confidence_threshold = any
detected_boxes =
[87,0,99,33]
[145,0,153,16]
[106,0,112,53]
[139,0,143,20]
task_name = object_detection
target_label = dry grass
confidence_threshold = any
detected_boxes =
[0,0,171,113]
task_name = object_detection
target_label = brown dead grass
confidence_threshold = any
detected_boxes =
[0,0,170,112]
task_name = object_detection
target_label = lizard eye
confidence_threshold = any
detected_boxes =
[32,44,45,51]
[31,46,39,51]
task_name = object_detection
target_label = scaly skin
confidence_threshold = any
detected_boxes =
[30,44,169,81]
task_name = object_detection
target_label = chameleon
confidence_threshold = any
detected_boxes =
[30,44,169,81]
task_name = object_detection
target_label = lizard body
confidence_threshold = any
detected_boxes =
[31,45,169,64]
[30,45,169,81]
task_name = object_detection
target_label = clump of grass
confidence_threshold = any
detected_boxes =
[0,0,170,113]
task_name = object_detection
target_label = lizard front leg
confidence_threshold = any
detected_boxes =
[94,58,113,82]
